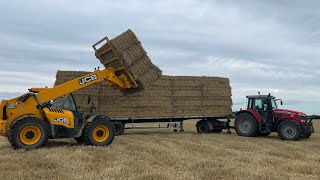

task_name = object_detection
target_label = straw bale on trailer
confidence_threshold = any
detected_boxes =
[94,29,162,87]
[54,71,232,119]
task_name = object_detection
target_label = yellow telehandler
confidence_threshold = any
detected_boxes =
[0,66,138,149]
[0,67,138,149]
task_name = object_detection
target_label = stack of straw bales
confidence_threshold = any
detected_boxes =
[54,29,232,118]
[55,72,232,118]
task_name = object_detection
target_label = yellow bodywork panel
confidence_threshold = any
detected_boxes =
[43,108,75,128]
[0,97,43,136]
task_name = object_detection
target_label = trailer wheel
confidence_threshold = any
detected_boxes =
[235,113,258,137]
[197,121,210,133]
[277,120,301,140]
[113,121,125,136]
[83,118,115,146]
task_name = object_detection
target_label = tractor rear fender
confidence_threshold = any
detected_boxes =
[236,110,261,122]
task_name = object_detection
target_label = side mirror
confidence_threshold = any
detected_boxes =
[281,101,283,105]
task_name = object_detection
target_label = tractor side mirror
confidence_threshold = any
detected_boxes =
[281,101,283,105]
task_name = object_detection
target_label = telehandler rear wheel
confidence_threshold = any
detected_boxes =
[83,118,115,146]
[9,118,49,149]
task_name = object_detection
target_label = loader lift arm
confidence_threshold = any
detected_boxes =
[30,67,138,107]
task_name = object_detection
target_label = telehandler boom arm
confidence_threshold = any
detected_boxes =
[35,67,137,105]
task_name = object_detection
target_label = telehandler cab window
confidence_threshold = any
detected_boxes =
[51,94,77,111]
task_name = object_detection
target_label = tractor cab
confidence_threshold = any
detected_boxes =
[246,94,279,123]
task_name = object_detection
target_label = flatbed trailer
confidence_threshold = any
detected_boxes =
[109,116,234,135]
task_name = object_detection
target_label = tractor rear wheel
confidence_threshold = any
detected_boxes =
[9,118,49,149]
[113,121,125,136]
[82,118,115,146]
[277,120,301,140]
[235,113,258,137]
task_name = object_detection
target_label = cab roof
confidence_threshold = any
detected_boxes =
[246,95,276,99]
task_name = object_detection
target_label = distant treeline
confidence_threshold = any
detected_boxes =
[231,112,320,119]
[311,115,320,119]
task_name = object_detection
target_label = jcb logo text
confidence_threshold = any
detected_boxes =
[79,74,98,85]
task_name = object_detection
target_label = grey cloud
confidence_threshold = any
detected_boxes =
[0,0,319,114]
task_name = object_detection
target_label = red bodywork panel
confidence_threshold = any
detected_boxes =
[237,108,306,124]
[237,109,262,121]
[274,109,305,124]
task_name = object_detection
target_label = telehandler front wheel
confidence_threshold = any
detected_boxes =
[83,118,115,146]
[9,118,49,150]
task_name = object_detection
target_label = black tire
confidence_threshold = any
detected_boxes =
[277,120,301,140]
[113,121,125,136]
[302,132,311,139]
[305,133,311,139]
[212,129,223,133]
[9,118,49,150]
[197,121,210,133]
[235,113,258,137]
[82,118,115,146]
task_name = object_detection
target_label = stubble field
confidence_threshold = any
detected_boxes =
[0,120,319,180]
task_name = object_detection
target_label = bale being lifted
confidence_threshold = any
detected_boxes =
[93,29,162,89]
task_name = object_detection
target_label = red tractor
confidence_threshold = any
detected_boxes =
[235,94,314,140]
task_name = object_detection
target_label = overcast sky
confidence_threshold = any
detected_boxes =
[0,0,319,114]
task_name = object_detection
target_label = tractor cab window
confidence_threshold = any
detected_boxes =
[271,99,278,109]
[51,94,77,112]
[253,99,263,111]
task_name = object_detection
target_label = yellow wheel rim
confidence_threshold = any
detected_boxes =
[20,126,42,145]
[93,125,110,143]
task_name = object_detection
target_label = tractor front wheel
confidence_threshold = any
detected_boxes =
[9,118,49,149]
[235,113,258,137]
[277,120,301,140]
